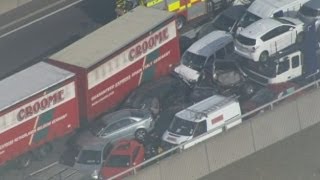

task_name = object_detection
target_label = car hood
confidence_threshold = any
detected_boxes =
[100,166,128,179]
[73,162,101,173]
[162,130,192,145]
[215,70,242,87]
[75,131,107,147]
[174,64,200,82]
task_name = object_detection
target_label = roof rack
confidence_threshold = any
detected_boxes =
[185,95,238,120]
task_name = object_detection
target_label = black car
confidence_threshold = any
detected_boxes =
[121,76,191,116]
[196,5,247,39]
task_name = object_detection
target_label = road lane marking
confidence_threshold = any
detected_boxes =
[0,0,83,39]
[29,161,58,176]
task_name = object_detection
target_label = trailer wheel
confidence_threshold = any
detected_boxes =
[176,16,186,30]
[33,143,53,160]
[15,153,32,168]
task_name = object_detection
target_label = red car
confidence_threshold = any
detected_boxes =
[100,140,144,179]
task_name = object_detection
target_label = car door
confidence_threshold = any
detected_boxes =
[273,25,294,51]
[115,118,137,139]
[260,28,279,55]
[100,122,122,140]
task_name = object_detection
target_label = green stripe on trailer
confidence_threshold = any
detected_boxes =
[32,109,54,143]
[141,49,160,83]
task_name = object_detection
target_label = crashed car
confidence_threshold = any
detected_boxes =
[121,76,191,116]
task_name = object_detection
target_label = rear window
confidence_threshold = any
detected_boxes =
[236,34,256,46]
[299,5,320,17]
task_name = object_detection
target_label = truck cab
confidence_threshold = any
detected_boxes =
[242,49,304,85]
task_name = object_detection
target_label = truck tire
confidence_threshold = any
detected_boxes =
[33,143,53,160]
[15,153,32,168]
[259,51,269,62]
[176,16,186,30]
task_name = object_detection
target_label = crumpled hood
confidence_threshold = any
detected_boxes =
[174,64,200,82]
[162,130,192,145]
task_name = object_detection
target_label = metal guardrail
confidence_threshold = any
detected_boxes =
[108,78,320,180]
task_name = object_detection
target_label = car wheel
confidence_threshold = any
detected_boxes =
[15,153,32,168]
[259,51,269,62]
[296,32,304,44]
[135,129,147,142]
[176,16,186,30]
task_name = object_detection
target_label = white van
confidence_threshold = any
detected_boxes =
[173,30,234,85]
[236,0,310,31]
[161,94,242,150]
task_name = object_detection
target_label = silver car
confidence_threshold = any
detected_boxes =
[73,140,113,179]
[75,109,155,146]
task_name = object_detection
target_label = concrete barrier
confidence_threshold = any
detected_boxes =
[159,143,210,180]
[0,0,32,15]
[205,121,255,172]
[251,101,301,151]
[296,90,320,129]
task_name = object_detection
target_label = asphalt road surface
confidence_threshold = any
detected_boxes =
[0,0,116,79]
[199,122,320,180]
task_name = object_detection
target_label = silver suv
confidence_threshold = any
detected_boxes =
[75,109,155,146]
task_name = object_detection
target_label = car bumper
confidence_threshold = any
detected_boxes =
[235,46,260,62]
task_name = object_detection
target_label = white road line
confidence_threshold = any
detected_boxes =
[0,0,83,39]
[29,161,59,176]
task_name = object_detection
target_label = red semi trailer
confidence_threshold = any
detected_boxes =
[48,6,180,123]
[0,62,79,167]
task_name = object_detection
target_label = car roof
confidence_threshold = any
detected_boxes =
[110,140,141,155]
[100,109,149,124]
[176,95,237,122]
[248,0,309,18]
[303,0,320,9]
[187,30,233,57]
[221,5,247,19]
[240,18,282,38]
[80,138,111,151]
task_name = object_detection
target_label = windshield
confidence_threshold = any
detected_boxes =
[213,14,235,31]
[245,60,277,77]
[90,121,107,136]
[77,150,101,165]
[238,11,261,28]
[168,116,197,136]
[299,5,319,17]
[236,34,256,46]
[214,61,237,71]
[105,155,131,167]
[182,51,207,71]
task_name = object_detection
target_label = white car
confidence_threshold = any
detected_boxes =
[174,31,234,84]
[234,17,305,62]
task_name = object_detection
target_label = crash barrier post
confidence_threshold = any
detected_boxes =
[108,78,320,180]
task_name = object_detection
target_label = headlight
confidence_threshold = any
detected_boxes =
[91,170,99,180]
[213,73,217,79]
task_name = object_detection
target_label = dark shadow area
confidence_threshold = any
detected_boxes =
[80,0,117,24]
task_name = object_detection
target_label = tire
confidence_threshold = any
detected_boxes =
[135,129,147,142]
[33,143,53,160]
[259,51,269,62]
[176,16,186,30]
[296,32,304,44]
[15,153,32,168]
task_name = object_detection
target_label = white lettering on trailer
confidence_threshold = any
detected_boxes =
[90,50,171,106]
[0,114,68,152]
[0,82,75,134]
[87,21,176,90]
